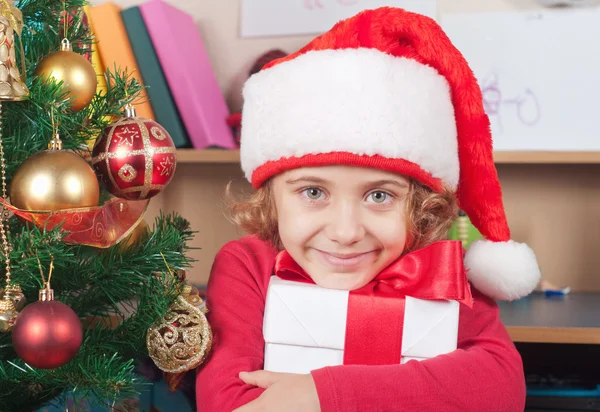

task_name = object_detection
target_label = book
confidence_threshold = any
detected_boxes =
[121,6,190,148]
[83,6,107,98]
[140,0,236,149]
[88,2,155,120]
[82,5,110,150]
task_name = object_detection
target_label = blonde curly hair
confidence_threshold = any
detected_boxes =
[225,178,458,252]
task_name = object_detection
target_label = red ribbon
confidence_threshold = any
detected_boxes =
[274,240,473,366]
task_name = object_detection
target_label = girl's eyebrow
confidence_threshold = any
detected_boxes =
[366,179,409,190]
[285,176,408,190]
[285,176,330,185]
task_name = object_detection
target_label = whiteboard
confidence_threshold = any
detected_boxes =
[442,9,600,151]
[241,0,437,38]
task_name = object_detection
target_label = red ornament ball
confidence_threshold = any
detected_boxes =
[11,300,83,369]
[91,111,177,200]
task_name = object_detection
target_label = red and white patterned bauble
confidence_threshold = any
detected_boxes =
[91,106,177,200]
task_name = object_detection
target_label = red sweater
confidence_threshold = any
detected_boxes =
[196,236,526,411]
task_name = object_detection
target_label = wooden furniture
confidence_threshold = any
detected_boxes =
[500,294,600,408]
[499,292,600,345]
[176,149,600,165]
[151,149,600,301]
[144,149,600,363]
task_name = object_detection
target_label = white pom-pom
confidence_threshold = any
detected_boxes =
[464,239,541,301]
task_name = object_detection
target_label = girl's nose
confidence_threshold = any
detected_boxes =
[324,200,365,245]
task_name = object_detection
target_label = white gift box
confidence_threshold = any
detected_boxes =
[263,276,459,374]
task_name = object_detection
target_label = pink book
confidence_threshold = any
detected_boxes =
[140,0,236,149]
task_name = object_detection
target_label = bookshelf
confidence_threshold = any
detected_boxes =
[159,153,600,347]
[499,293,600,344]
[176,149,241,164]
[121,0,600,350]
[494,151,600,164]
[163,149,600,302]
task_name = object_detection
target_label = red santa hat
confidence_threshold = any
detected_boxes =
[239,7,541,301]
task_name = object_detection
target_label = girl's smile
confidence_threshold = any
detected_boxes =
[312,248,378,270]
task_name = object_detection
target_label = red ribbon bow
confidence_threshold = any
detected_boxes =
[274,240,473,365]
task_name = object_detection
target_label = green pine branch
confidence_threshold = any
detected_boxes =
[0,1,197,410]
[0,213,194,411]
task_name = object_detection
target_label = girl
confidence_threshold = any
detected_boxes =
[196,7,541,412]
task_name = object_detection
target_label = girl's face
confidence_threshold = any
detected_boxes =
[272,166,410,290]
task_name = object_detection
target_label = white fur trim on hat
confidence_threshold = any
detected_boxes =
[464,239,541,301]
[241,48,459,188]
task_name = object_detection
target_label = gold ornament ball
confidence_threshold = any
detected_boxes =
[34,44,97,112]
[9,150,100,212]
[119,219,149,251]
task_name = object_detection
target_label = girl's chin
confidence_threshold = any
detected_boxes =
[311,272,372,291]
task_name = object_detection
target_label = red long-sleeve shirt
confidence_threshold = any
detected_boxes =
[196,235,526,411]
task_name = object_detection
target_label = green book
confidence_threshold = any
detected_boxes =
[121,6,190,148]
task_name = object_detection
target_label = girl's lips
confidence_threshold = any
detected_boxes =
[315,249,376,268]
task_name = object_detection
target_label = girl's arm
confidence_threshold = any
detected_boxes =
[195,238,275,412]
[311,289,526,412]
[197,239,525,412]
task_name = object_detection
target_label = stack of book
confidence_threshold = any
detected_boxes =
[85,0,237,150]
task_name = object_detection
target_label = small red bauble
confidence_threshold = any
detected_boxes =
[12,299,83,369]
[91,106,177,200]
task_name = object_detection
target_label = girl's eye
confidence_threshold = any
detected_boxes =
[303,188,324,200]
[367,191,390,204]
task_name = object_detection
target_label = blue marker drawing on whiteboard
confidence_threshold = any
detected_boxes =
[481,73,541,133]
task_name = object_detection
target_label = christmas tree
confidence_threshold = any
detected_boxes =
[0,0,206,410]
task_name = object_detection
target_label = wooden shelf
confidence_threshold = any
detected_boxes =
[505,326,600,345]
[494,151,600,164]
[499,293,600,344]
[176,149,240,163]
[175,149,600,165]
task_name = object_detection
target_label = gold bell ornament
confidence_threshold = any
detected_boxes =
[0,0,29,101]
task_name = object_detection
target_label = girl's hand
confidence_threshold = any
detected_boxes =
[233,370,321,412]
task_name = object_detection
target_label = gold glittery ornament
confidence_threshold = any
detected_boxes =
[0,0,23,36]
[147,285,212,375]
[4,283,25,311]
[0,2,29,101]
[0,296,16,332]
